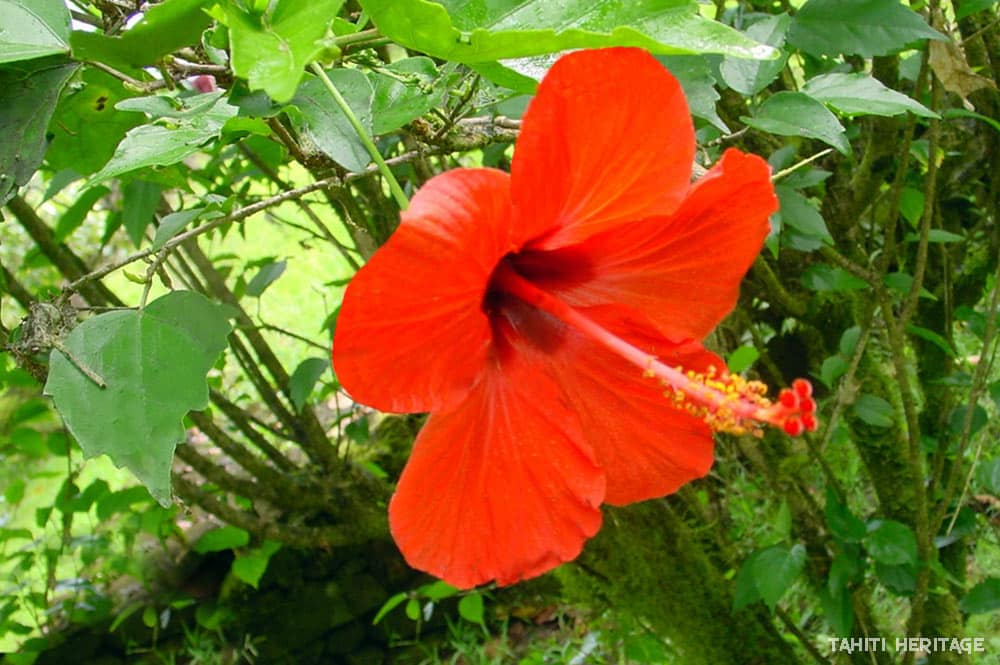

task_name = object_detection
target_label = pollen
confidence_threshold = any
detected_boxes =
[652,361,818,437]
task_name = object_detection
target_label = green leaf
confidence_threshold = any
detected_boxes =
[658,55,727,131]
[838,326,861,357]
[875,562,917,595]
[53,186,109,242]
[775,186,832,241]
[289,68,374,171]
[194,525,250,553]
[421,580,459,601]
[373,592,408,624]
[948,405,988,438]
[820,587,854,636]
[44,291,232,506]
[853,393,893,428]
[744,92,849,154]
[45,69,145,177]
[152,208,209,250]
[245,260,287,297]
[898,187,924,227]
[787,0,944,58]
[825,487,866,542]
[732,551,762,611]
[211,0,345,103]
[977,459,1000,495]
[906,324,955,357]
[0,0,70,64]
[801,264,869,292]
[751,544,806,612]
[86,93,238,185]
[865,519,918,566]
[70,0,213,69]
[960,579,1000,614]
[884,272,936,300]
[726,346,759,374]
[370,57,444,135]
[0,62,78,205]
[820,355,848,388]
[957,0,998,19]
[96,486,154,520]
[122,180,162,247]
[720,13,791,95]
[231,541,281,588]
[359,0,776,63]
[802,72,938,118]
[905,229,965,244]
[288,357,330,411]
[458,593,485,625]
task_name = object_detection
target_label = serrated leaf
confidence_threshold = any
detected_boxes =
[787,0,944,58]
[720,13,791,95]
[744,92,849,154]
[960,578,1000,614]
[211,0,345,103]
[0,62,78,205]
[245,260,287,297]
[289,68,373,171]
[360,0,776,63]
[70,0,213,69]
[194,525,250,553]
[288,357,329,411]
[865,520,917,566]
[87,93,238,185]
[853,393,893,428]
[44,291,232,506]
[0,0,70,64]
[802,72,938,118]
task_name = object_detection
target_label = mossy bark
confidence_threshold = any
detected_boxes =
[564,500,801,665]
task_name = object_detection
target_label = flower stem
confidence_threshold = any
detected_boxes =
[308,62,409,211]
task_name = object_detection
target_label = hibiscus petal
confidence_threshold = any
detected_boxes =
[389,349,605,589]
[535,305,719,505]
[511,47,695,249]
[333,168,515,413]
[524,149,777,342]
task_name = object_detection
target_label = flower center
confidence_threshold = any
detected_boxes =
[490,262,817,437]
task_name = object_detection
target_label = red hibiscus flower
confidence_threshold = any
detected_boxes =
[333,48,816,589]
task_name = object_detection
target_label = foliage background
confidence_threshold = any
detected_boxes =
[1,0,999,663]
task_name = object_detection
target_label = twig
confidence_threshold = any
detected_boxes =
[308,63,409,210]
[771,149,834,182]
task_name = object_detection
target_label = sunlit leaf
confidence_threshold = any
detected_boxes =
[359,0,776,63]
[44,291,232,505]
